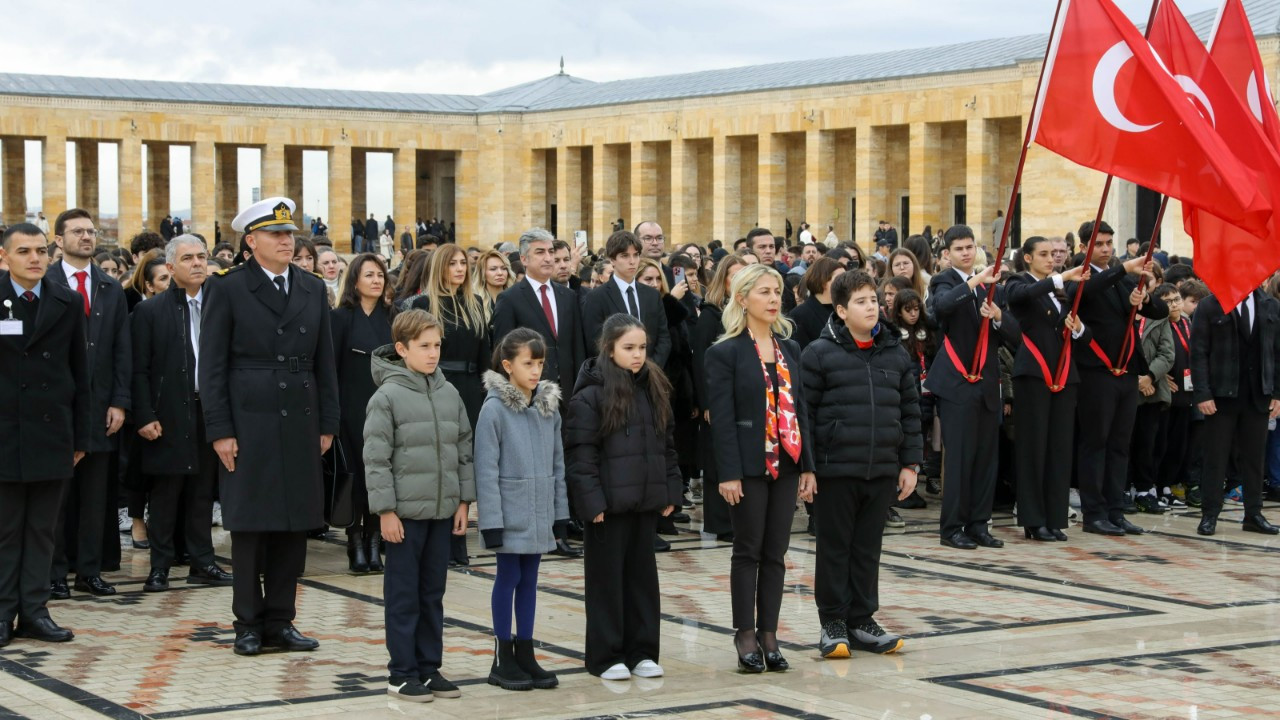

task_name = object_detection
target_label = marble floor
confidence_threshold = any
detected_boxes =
[3,490,1280,720]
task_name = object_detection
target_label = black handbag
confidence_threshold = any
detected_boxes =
[325,439,357,528]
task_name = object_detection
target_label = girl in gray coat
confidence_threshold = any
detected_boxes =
[475,329,568,691]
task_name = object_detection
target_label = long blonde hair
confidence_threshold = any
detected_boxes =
[471,248,515,316]
[716,263,793,343]
[705,255,749,308]
[636,257,669,295]
[421,244,486,331]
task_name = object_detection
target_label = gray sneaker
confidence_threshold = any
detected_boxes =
[819,620,850,659]
[850,621,903,654]
[885,508,906,529]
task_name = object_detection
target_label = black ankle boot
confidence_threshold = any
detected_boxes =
[513,638,558,689]
[488,638,533,690]
[364,532,383,572]
[348,533,369,573]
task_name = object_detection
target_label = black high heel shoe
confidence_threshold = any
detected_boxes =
[757,632,788,672]
[1023,527,1055,542]
[735,631,765,674]
[1050,528,1068,541]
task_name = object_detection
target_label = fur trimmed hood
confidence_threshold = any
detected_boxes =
[482,370,561,416]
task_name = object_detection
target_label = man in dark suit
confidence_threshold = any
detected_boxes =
[1190,285,1280,536]
[132,235,234,593]
[48,208,130,598]
[365,214,379,252]
[927,225,1021,550]
[201,197,340,656]
[582,230,671,366]
[0,223,90,646]
[1073,221,1167,537]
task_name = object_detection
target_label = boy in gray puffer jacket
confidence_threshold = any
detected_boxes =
[364,309,475,703]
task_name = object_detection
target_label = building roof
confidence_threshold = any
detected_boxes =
[1,1,1274,115]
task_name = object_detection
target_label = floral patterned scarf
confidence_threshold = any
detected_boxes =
[748,329,802,478]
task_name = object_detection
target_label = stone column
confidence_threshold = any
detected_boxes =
[146,143,170,230]
[261,143,285,200]
[2,138,26,224]
[215,144,239,240]
[712,135,740,243]
[556,146,583,238]
[454,148,479,246]
[591,142,614,250]
[328,145,353,251]
[908,122,941,241]
[118,136,143,242]
[631,141,657,227]
[351,149,367,222]
[285,146,304,214]
[854,125,885,253]
[669,139,692,247]
[804,130,835,235]
[758,132,784,235]
[393,144,418,240]
[75,140,99,216]
[42,133,67,223]
[192,141,216,243]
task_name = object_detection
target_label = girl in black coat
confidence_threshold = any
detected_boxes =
[565,314,683,681]
[704,263,816,674]
[330,253,395,572]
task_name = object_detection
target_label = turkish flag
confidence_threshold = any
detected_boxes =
[1031,0,1271,238]
[1149,0,1280,308]
[1209,0,1280,149]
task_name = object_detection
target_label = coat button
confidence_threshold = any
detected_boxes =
[304,408,311,415]
[41,383,48,390]
[42,352,50,359]
[20,383,27,389]
[303,381,310,388]
[276,328,283,335]
[299,326,307,334]
[279,382,287,390]
[280,410,288,417]
[43,414,50,422]
[276,355,285,362]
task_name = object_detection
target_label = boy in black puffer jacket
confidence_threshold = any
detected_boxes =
[801,270,922,660]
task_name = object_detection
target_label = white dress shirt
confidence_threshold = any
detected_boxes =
[261,265,290,294]
[62,260,92,305]
[526,276,559,334]
[612,274,641,321]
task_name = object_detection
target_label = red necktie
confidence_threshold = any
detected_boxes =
[539,284,557,338]
[73,271,90,316]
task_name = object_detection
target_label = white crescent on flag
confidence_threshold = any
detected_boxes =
[1092,42,1161,132]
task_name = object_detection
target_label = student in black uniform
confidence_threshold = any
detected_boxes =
[1071,221,1166,537]
[927,225,1021,550]
[1004,236,1089,542]
[1155,286,1195,508]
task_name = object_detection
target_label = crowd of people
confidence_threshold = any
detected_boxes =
[0,197,1277,705]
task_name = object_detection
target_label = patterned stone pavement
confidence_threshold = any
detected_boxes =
[2,492,1279,719]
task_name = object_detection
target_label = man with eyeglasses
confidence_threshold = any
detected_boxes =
[48,208,131,599]
[635,221,674,287]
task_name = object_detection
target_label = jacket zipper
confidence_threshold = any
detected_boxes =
[428,383,443,518]
[865,354,875,482]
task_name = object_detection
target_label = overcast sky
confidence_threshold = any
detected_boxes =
[7,0,1222,224]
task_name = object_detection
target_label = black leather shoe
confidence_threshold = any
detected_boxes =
[187,564,234,586]
[1023,527,1055,542]
[735,639,765,673]
[0,621,11,648]
[670,511,691,524]
[1082,519,1125,536]
[233,631,262,656]
[1050,528,1068,542]
[566,520,585,541]
[653,535,671,552]
[940,531,978,549]
[756,633,788,671]
[1197,515,1217,536]
[549,539,583,558]
[15,616,73,642]
[74,575,116,596]
[263,625,319,652]
[1112,517,1146,535]
[1243,514,1280,535]
[49,580,70,600]
[967,530,1004,548]
[144,568,169,593]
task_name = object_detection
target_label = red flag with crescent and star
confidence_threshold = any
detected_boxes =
[1030,0,1272,239]
[1209,0,1280,148]
[1150,0,1280,309]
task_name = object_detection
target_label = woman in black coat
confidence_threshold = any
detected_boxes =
[704,263,816,674]
[330,253,394,572]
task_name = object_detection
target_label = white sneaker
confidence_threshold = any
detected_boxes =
[631,659,663,678]
[211,502,222,527]
[1068,506,1079,520]
[117,508,131,533]
[600,663,631,681]
[1069,488,1081,509]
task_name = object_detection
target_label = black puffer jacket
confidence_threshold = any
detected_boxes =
[565,357,685,519]
[800,317,923,480]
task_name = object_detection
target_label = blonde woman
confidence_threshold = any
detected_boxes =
[472,248,516,314]
[704,263,816,673]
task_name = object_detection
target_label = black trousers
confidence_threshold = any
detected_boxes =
[1201,398,1270,518]
[383,518,451,679]
[151,467,216,571]
[728,473,798,632]
[1013,379,1077,530]
[229,530,307,636]
[51,451,110,580]
[1076,369,1137,524]
[0,479,66,625]
[583,511,660,676]
[814,478,895,626]
[1129,403,1170,494]
[937,396,999,538]
[699,422,732,536]
[1156,405,1193,490]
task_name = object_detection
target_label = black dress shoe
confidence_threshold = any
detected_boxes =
[967,530,1004,548]
[756,633,788,671]
[653,535,671,552]
[263,625,319,652]
[187,564,234,586]
[144,568,169,593]
[15,616,73,642]
[549,539,583,558]
[1242,514,1280,535]
[49,580,70,600]
[131,537,151,550]
[716,532,735,542]
[234,631,262,656]
[735,642,765,673]
[670,511,691,524]
[1023,527,1055,542]
[1112,517,1146,535]
[1082,519,1125,536]
[74,575,116,596]
[940,531,978,549]
[566,520,585,541]
[1050,528,1068,542]
[0,621,11,648]
[896,491,927,509]
[1197,515,1217,536]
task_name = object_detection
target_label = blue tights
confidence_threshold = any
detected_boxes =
[492,553,541,640]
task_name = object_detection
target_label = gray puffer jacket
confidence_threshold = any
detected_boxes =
[364,345,475,519]
[474,371,568,554]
